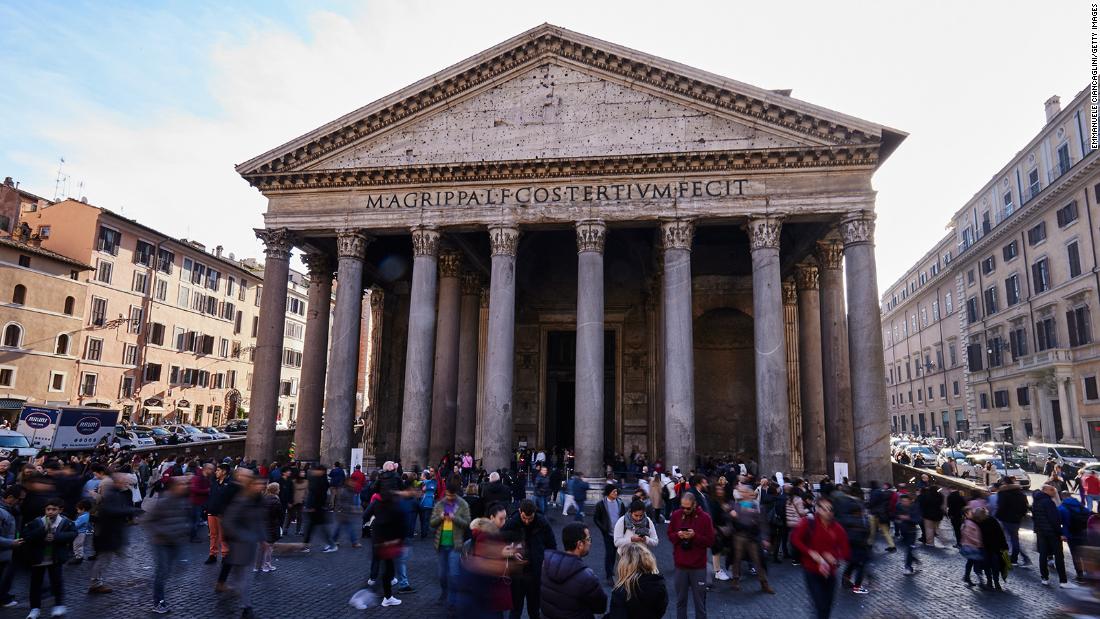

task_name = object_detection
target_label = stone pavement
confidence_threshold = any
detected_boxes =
[0,500,1081,619]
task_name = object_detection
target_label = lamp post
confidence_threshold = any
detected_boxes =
[996,424,1013,478]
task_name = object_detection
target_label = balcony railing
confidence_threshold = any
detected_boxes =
[1017,347,1073,369]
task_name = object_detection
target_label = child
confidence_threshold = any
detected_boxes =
[23,498,77,618]
[69,500,93,565]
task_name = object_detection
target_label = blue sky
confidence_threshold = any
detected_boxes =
[0,1,1091,288]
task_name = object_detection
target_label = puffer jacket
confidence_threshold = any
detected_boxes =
[430,497,471,551]
[961,518,982,548]
[995,484,1028,524]
[1031,491,1061,536]
[606,572,668,619]
[261,493,284,543]
[785,493,807,527]
[540,550,608,619]
[0,503,16,562]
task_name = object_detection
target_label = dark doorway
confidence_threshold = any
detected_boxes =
[1053,400,1064,441]
[545,330,616,458]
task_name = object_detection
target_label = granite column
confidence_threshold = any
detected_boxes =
[454,272,481,454]
[481,225,520,472]
[398,226,441,471]
[428,250,463,465]
[294,252,333,463]
[660,219,696,471]
[817,239,855,472]
[795,264,827,476]
[574,220,606,482]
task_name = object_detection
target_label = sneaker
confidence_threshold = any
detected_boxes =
[381,597,402,607]
[262,565,276,573]
[26,610,40,619]
[391,578,398,586]
[851,586,869,594]
[322,545,338,553]
[367,579,376,586]
[88,584,112,594]
[299,547,311,553]
[49,607,65,617]
[3,600,18,608]
[152,601,169,614]
[1041,578,1050,586]
[204,555,217,564]
[1060,582,1076,589]
[714,569,731,581]
[903,567,915,575]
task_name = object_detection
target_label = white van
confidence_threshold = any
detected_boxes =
[1026,442,1099,471]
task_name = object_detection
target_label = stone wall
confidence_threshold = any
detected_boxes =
[131,430,295,463]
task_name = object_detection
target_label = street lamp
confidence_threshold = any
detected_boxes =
[995,424,1013,478]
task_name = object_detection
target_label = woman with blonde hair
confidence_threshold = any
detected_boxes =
[607,542,668,619]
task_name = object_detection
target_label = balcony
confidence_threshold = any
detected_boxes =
[1048,161,1072,183]
[1017,347,1073,370]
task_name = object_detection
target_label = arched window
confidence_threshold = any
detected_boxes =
[63,296,75,316]
[11,285,25,305]
[2,324,22,348]
[55,334,70,355]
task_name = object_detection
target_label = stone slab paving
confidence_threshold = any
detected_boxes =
[0,499,1079,618]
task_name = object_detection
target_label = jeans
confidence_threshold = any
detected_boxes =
[1037,534,1068,583]
[303,509,333,545]
[255,542,274,570]
[437,546,459,604]
[535,496,547,515]
[395,546,410,588]
[574,499,586,522]
[333,515,361,546]
[673,568,707,619]
[509,573,540,619]
[770,523,788,560]
[601,532,615,579]
[999,520,1027,563]
[29,563,63,610]
[381,558,395,598]
[419,507,433,538]
[1087,495,1100,512]
[841,544,869,587]
[152,544,182,603]
[803,571,837,619]
[189,505,205,541]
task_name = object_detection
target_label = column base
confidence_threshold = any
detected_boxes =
[584,476,609,505]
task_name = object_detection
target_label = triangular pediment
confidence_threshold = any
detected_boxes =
[236,24,905,180]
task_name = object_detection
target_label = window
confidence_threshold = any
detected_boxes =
[90,297,107,326]
[173,327,185,351]
[967,269,975,285]
[134,240,155,267]
[0,368,13,388]
[287,296,305,316]
[119,376,134,399]
[1057,143,1072,175]
[177,285,190,308]
[1032,259,1051,293]
[967,342,984,371]
[932,301,940,321]
[11,285,25,305]
[1036,316,1058,351]
[1003,240,1018,261]
[150,322,165,346]
[920,307,928,327]
[48,372,65,393]
[917,389,922,402]
[205,268,220,292]
[79,373,97,396]
[95,260,113,284]
[182,257,192,281]
[190,261,206,286]
[283,349,302,368]
[63,296,75,315]
[945,292,953,314]
[132,271,148,294]
[200,334,214,355]
[220,338,229,358]
[227,277,236,298]
[1004,191,1014,216]
[1068,305,1092,347]
[1028,168,1041,197]
[983,287,998,315]
[212,373,224,389]
[285,322,304,340]
[927,386,933,400]
[239,279,247,302]
[1027,221,1047,245]
[128,306,142,334]
[17,255,29,268]
[227,370,237,389]
[144,363,162,382]
[940,383,947,398]
[981,255,996,275]
[1086,376,1100,402]
[169,366,180,385]
[966,297,979,323]
[55,334,70,355]
[255,285,262,307]
[1005,274,1020,306]
[992,390,1009,408]
[980,392,989,409]
[1057,201,1079,227]
[1009,325,1029,358]
[949,341,958,367]
[157,248,174,274]
[251,316,258,338]
[988,336,1004,367]
[122,344,139,366]
[154,278,168,301]
[953,380,960,396]
[1018,386,1030,406]
[96,226,120,255]
[2,324,21,348]
[1068,241,1082,278]
[84,337,103,361]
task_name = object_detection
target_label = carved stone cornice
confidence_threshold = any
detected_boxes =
[488,225,520,257]
[783,280,798,306]
[575,220,607,254]
[438,249,462,278]
[841,212,875,247]
[336,228,371,259]
[660,218,695,251]
[254,228,297,260]
[410,226,441,257]
[794,264,819,290]
[746,217,782,251]
[239,28,877,178]
[301,251,334,280]
[814,239,844,270]
[460,271,481,295]
[243,146,879,192]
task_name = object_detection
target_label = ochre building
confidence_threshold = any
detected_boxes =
[237,25,903,483]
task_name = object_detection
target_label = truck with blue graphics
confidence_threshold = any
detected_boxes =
[17,406,119,452]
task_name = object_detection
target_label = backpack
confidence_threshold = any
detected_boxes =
[1068,504,1090,536]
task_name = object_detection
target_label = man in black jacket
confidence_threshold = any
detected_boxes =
[503,499,557,619]
[995,478,1031,566]
[1032,484,1068,585]
[481,472,512,513]
[593,485,625,584]
[540,522,606,619]
[303,464,335,551]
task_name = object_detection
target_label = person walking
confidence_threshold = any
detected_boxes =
[22,498,74,618]
[205,463,234,564]
[332,478,363,549]
[303,464,335,552]
[257,482,284,572]
[540,522,608,618]
[431,479,471,611]
[419,470,437,539]
[371,489,406,608]
[893,493,920,575]
[865,482,895,552]
[946,488,966,549]
[1033,483,1070,587]
[144,476,190,614]
[917,485,948,548]
[727,484,774,594]
[666,492,715,619]
[791,497,851,619]
[594,485,626,585]
[1082,469,1100,513]
[222,472,265,618]
[502,499,556,619]
[189,463,212,543]
[88,473,139,594]
[607,543,669,619]
[1059,491,1090,582]
[959,507,986,588]
[976,505,1008,591]
[834,487,870,594]
[994,477,1030,566]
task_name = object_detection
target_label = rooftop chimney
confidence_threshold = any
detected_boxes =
[1045,95,1062,123]
[2,178,13,188]
[215,245,223,258]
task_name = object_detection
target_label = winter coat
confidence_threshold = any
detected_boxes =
[961,519,982,548]
[785,494,807,527]
[222,492,264,566]
[791,516,851,576]
[190,473,211,507]
[595,498,626,537]
[93,487,138,553]
[613,514,659,550]
[946,491,966,521]
[206,478,237,516]
[0,504,16,562]
[666,508,715,570]
[261,493,284,544]
[1032,491,1062,537]
[534,473,552,498]
[1059,496,1090,545]
[502,511,557,577]
[21,515,76,565]
[571,477,591,501]
[995,485,1028,524]
[540,550,608,619]
[481,481,512,511]
[430,497,471,550]
[143,490,190,546]
[606,572,669,619]
[977,516,1007,553]
[916,489,944,521]
[305,475,330,511]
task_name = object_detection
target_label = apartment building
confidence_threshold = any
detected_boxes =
[20,198,263,426]
[278,268,307,426]
[884,87,1100,448]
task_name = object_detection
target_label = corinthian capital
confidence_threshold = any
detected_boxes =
[746,217,782,251]
[336,228,371,259]
[438,249,462,278]
[254,228,297,260]
[783,280,797,306]
[814,239,844,270]
[410,226,440,258]
[841,212,876,247]
[301,251,333,280]
[794,264,819,290]
[488,224,520,257]
[659,218,695,251]
[575,220,607,254]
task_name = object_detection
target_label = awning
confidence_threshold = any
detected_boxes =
[142,406,167,415]
[0,398,26,410]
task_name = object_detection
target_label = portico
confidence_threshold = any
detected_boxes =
[236,24,903,483]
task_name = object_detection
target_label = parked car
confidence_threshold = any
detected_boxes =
[223,419,248,433]
[129,429,157,447]
[958,454,1030,488]
[202,427,230,441]
[0,430,38,459]
[165,424,213,442]
[902,444,937,467]
[134,425,173,445]
[1026,443,1099,471]
[935,449,968,475]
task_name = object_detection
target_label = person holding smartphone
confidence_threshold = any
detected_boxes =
[666,492,714,619]
[22,498,74,618]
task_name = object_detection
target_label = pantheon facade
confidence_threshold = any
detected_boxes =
[236,24,903,484]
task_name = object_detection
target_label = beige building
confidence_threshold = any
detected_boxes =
[20,198,264,426]
[277,268,308,426]
[884,87,1100,448]
[0,231,92,420]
